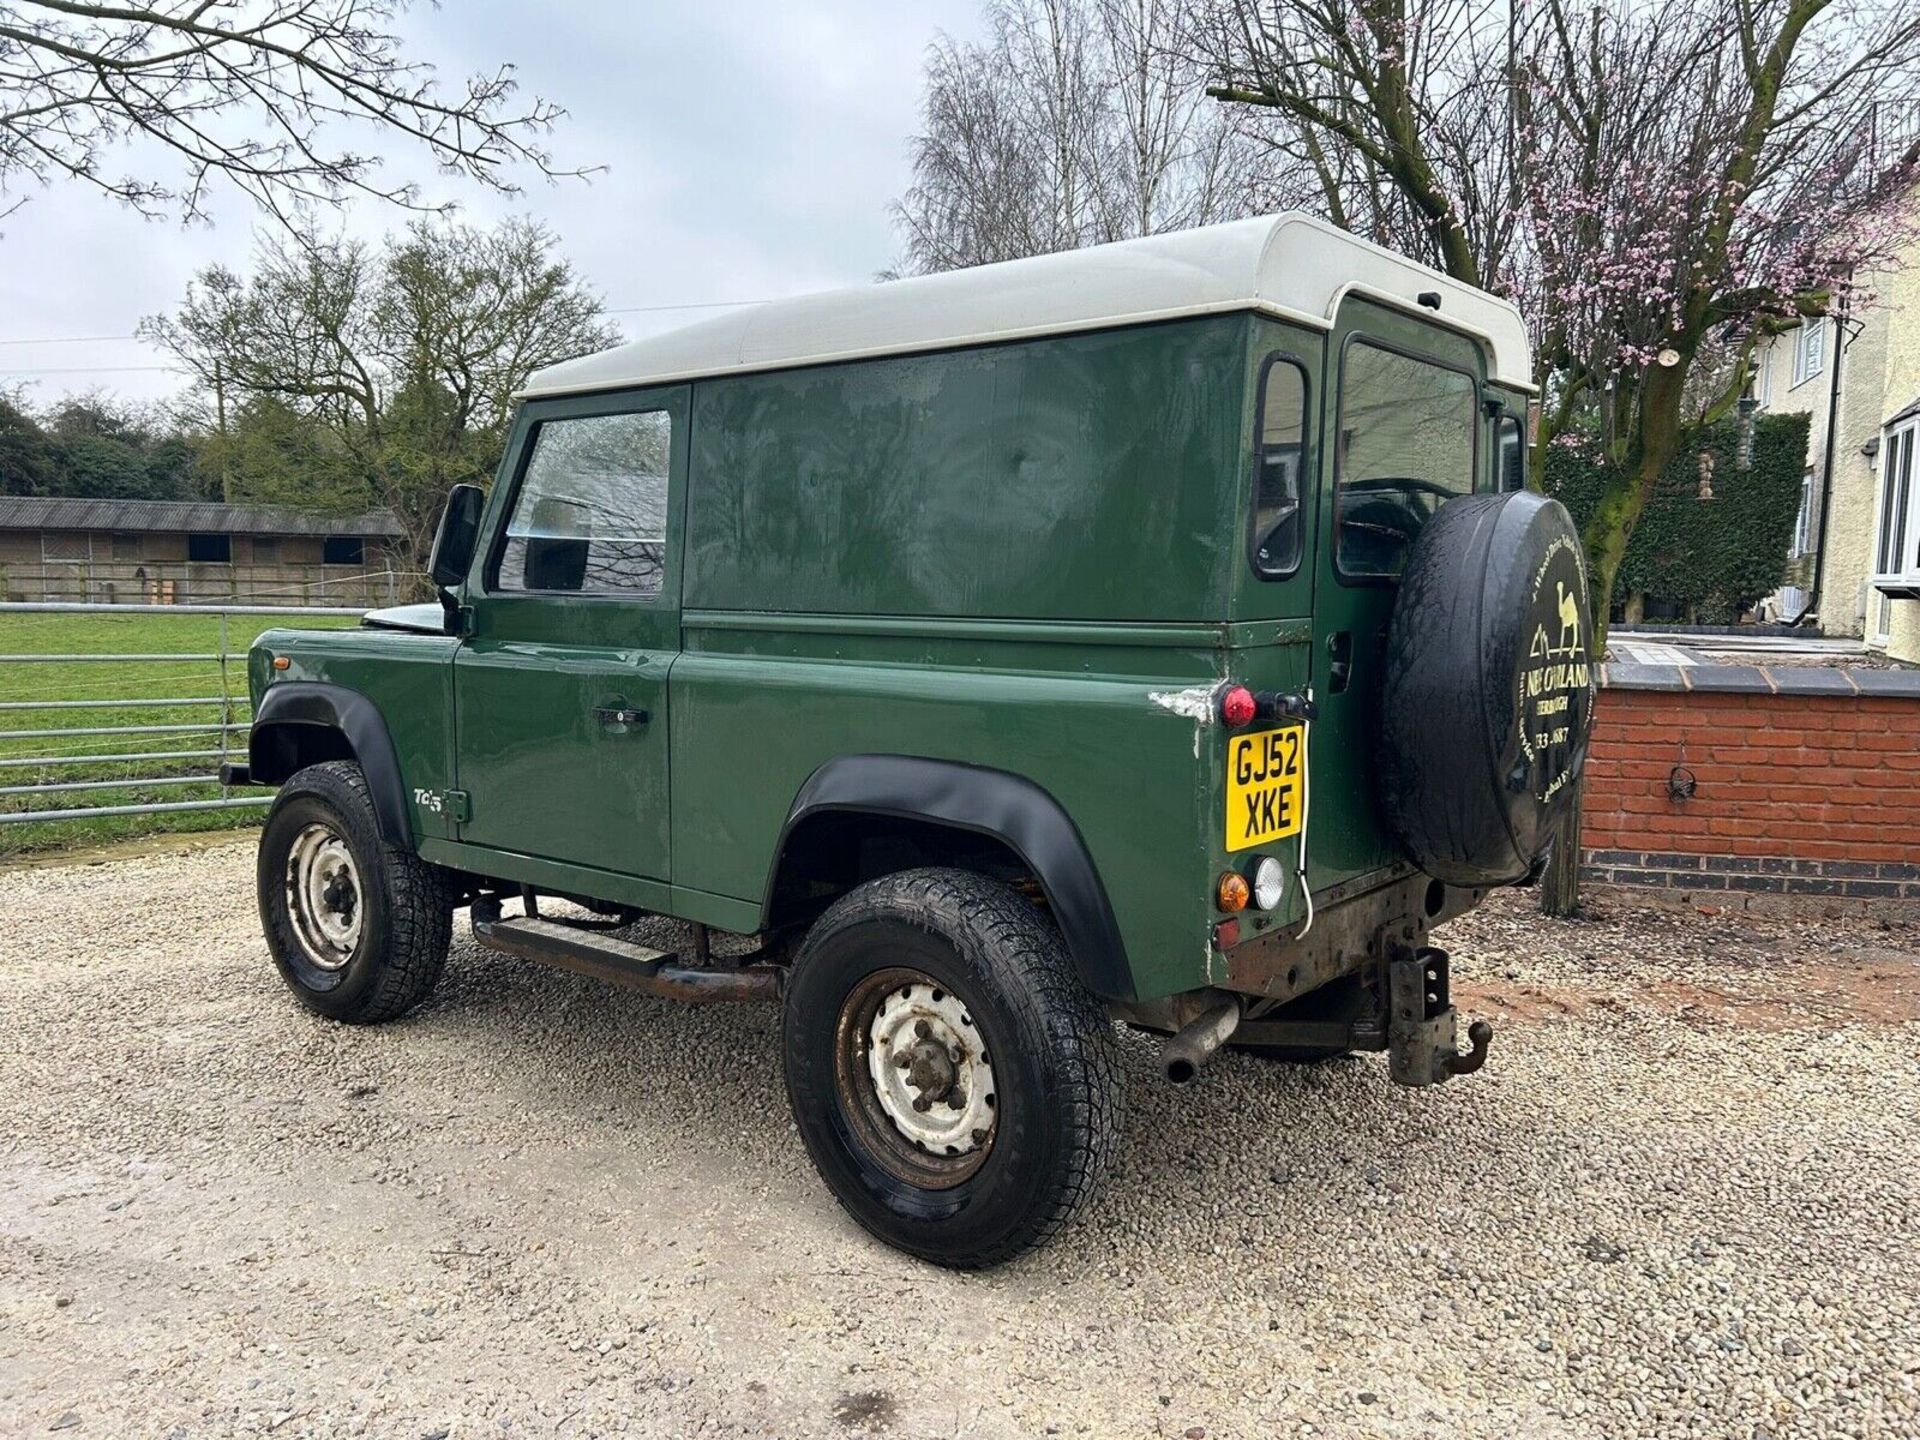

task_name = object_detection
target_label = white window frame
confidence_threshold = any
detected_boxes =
[1791,316,1828,389]
[1869,416,1920,645]
[1792,470,1814,557]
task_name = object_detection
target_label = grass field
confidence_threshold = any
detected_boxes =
[0,610,358,858]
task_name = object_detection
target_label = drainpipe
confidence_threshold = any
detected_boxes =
[1806,294,1850,627]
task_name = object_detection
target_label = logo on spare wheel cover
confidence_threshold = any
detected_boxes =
[1515,535,1593,805]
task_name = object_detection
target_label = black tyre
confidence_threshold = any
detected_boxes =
[782,868,1121,1269]
[1376,490,1597,885]
[257,760,453,1024]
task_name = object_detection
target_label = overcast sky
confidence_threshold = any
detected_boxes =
[0,0,984,410]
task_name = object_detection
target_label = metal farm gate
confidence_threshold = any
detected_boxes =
[0,602,367,829]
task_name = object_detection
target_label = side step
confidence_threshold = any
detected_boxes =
[471,915,783,1003]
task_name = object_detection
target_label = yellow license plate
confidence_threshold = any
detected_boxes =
[1225,725,1307,852]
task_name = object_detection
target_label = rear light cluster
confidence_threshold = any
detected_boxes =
[1218,684,1258,729]
[1216,681,1319,729]
[1216,857,1286,917]
[1211,679,1308,947]
[1250,856,1285,910]
[1215,871,1250,912]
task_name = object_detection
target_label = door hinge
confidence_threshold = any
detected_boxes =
[446,789,472,824]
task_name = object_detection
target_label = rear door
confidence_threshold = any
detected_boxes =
[451,386,688,880]
[1308,299,1490,889]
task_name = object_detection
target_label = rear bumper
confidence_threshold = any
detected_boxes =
[1218,866,1485,1005]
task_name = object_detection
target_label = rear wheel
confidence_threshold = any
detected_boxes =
[258,759,453,1024]
[782,868,1121,1269]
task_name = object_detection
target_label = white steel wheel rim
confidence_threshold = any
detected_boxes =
[864,981,997,1159]
[285,822,363,971]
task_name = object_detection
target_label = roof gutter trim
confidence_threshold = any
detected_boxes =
[514,300,1338,401]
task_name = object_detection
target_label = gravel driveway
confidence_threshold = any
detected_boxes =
[3,840,1917,1439]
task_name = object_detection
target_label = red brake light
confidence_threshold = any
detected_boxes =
[1219,684,1257,729]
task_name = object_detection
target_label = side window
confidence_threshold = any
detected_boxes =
[1335,340,1478,580]
[1497,414,1525,492]
[495,410,672,596]
[1251,359,1309,577]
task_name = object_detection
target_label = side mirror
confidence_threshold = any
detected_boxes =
[428,483,485,590]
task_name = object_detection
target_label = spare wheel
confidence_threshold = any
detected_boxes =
[1375,490,1597,886]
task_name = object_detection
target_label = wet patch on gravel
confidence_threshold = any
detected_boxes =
[2,843,1916,1438]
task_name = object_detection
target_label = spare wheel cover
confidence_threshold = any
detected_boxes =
[1375,490,1597,886]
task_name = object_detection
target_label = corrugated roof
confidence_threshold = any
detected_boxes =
[0,495,404,538]
[520,211,1536,400]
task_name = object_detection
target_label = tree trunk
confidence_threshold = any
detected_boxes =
[1539,782,1585,918]
[1536,386,1690,919]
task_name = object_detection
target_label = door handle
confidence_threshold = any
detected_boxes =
[594,706,649,728]
[1326,631,1353,694]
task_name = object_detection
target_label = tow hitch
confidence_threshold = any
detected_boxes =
[1388,946,1492,1087]
[1141,943,1492,1087]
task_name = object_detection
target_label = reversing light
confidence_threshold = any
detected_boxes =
[1218,684,1257,729]
[1251,856,1286,911]
[1216,871,1250,913]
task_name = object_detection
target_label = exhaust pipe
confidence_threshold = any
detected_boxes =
[1161,1000,1241,1084]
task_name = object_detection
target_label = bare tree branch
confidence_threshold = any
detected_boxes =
[0,0,592,224]
[890,0,1257,273]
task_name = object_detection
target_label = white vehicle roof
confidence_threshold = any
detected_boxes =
[520,212,1534,399]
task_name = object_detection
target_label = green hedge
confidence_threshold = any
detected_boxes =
[1547,412,1811,621]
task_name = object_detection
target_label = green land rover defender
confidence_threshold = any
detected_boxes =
[235,213,1596,1268]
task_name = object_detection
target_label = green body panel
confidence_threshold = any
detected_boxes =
[669,617,1303,1002]
[684,318,1247,621]
[246,303,1518,1004]
[246,625,459,847]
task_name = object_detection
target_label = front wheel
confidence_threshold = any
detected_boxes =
[782,868,1121,1269]
[257,760,453,1024]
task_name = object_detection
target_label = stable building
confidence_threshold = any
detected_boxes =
[0,496,409,606]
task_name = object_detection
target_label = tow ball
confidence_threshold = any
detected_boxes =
[1388,946,1492,1087]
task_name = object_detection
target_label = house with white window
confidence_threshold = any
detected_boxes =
[1750,206,1920,662]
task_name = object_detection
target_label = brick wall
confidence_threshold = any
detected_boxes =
[1581,665,1920,904]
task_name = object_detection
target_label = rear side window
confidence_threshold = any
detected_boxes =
[496,410,672,596]
[1251,358,1309,577]
[1335,341,1478,579]
[1497,414,1526,491]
